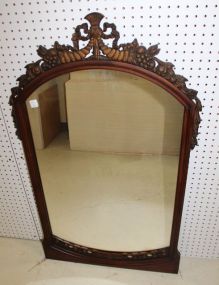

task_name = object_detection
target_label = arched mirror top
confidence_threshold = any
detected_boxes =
[8,12,203,273]
[10,12,201,148]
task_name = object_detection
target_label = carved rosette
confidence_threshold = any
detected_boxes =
[10,12,201,148]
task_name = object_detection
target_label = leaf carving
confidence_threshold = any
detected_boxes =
[147,44,160,57]
[10,12,201,149]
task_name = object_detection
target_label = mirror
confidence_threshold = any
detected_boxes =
[26,69,183,252]
[11,11,201,273]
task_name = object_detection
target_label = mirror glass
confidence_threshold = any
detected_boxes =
[26,70,183,252]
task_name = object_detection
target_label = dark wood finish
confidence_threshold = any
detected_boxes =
[9,12,201,273]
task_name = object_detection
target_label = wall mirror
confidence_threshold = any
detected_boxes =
[10,12,201,273]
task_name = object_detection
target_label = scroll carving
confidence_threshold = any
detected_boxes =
[10,12,201,148]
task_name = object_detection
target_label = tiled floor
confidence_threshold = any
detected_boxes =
[0,237,218,285]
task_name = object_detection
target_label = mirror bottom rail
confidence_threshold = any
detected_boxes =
[42,235,180,273]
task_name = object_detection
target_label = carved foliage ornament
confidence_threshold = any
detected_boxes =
[10,12,201,148]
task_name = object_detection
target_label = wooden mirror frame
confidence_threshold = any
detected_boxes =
[10,13,201,273]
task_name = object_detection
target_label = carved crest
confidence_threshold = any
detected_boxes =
[10,12,201,149]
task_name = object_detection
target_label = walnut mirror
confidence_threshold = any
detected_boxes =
[10,13,201,273]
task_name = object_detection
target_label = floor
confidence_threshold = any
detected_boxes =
[0,237,219,285]
[36,131,179,251]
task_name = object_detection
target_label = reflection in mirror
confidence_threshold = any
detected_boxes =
[26,70,183,252]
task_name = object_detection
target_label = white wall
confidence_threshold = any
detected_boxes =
[0,0,218,258]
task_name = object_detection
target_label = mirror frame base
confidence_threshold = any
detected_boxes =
[43,239,180,273]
